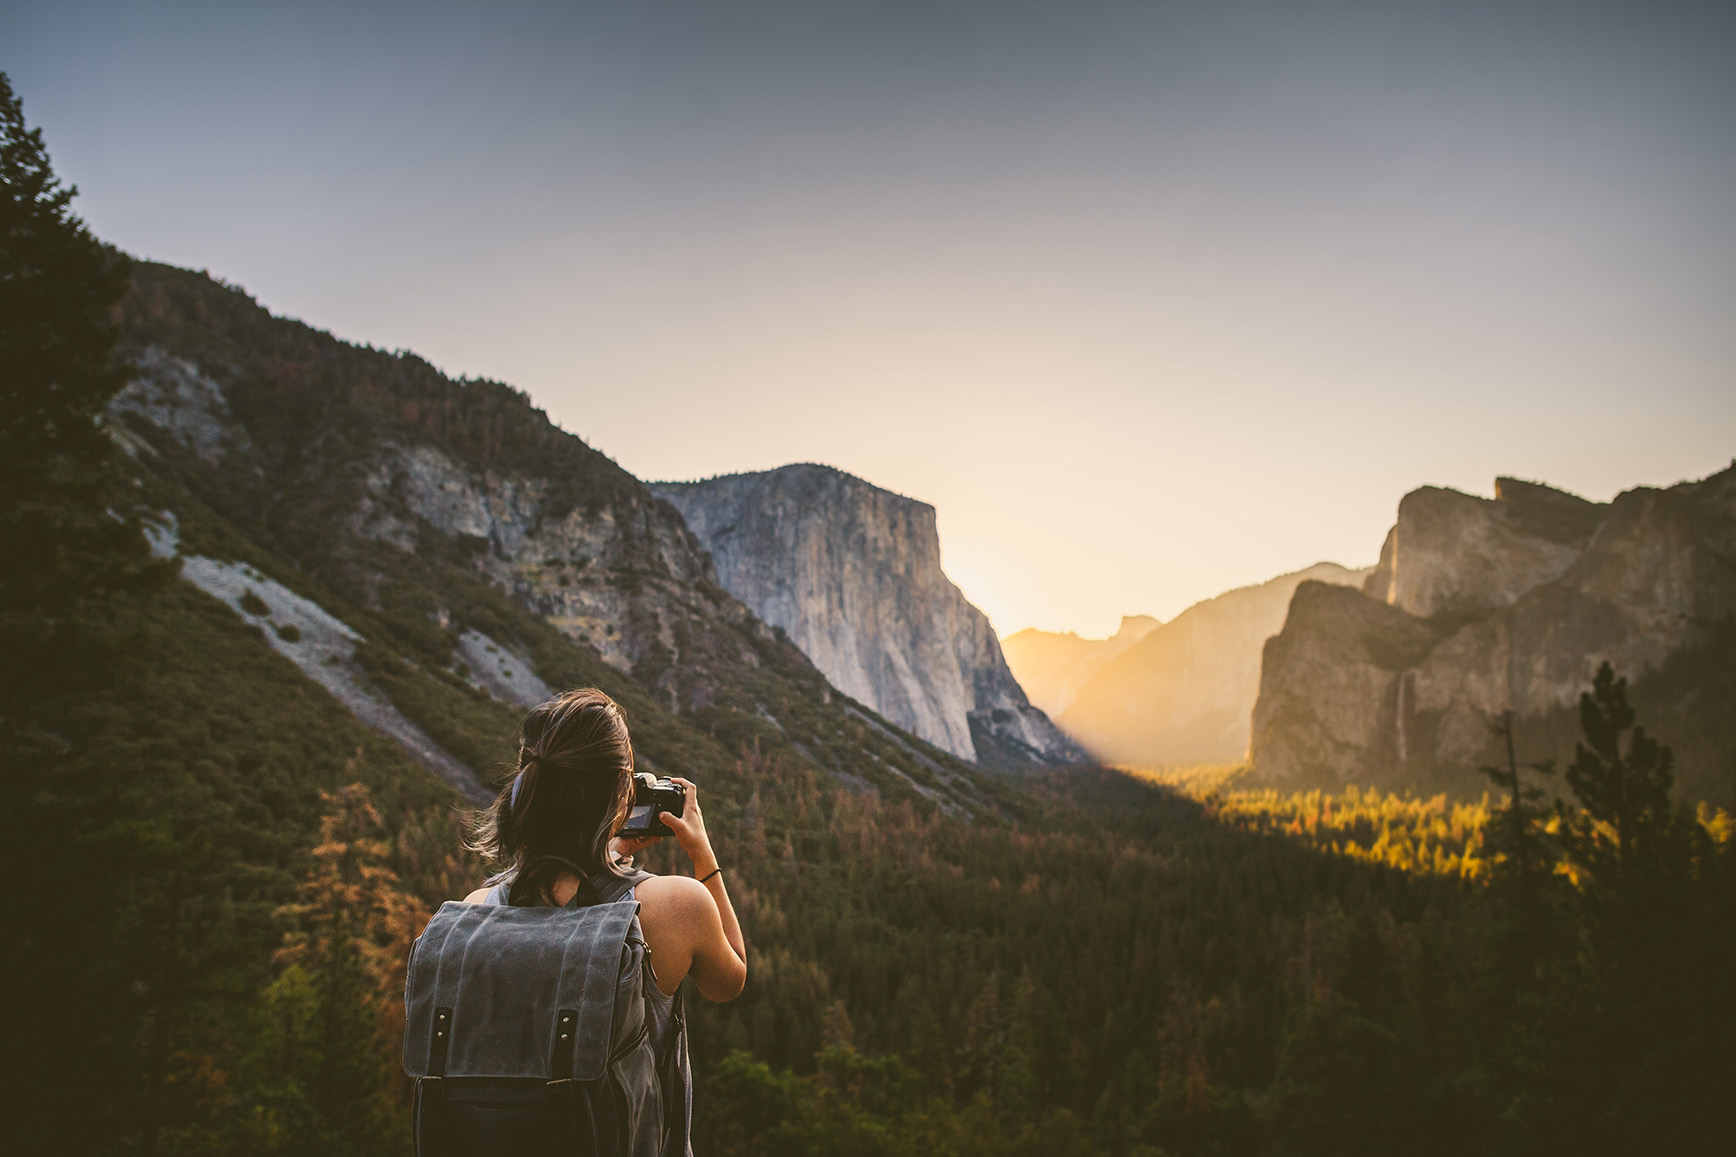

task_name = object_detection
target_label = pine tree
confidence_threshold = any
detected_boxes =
[0,71,171,1153]
[0,69,154,654]
[263,782,427,1154]
[1543,661,1732,1151]
[1479,712,1556,901]
[1556,662,1678,892]
[959,974,1004,1106]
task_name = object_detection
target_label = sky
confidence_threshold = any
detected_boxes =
[7,0,1735,637]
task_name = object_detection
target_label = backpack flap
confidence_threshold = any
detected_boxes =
[403,899,642,1083]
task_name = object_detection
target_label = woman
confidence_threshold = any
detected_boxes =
[463,686,748,1003]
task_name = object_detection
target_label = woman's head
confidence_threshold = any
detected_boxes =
[469,687,636,904]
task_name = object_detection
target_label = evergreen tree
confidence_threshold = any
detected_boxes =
[260,783,426,1155]
[1545,661,1731,1151]
[1479,711,1556,901]
[0,71,170,1154]
[0,70,154,652]
[1557,662,1679,892]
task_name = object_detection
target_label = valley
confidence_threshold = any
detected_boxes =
[9,249,1732,1157]
[5,34,1733,1157]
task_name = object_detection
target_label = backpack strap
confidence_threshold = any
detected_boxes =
[565,869,654,909]
[488,865,652,908]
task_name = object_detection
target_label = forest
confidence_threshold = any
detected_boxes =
[4,72,1733,1156]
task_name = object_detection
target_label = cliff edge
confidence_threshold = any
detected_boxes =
[1251,468,1736,804]
[652,465,1086,769]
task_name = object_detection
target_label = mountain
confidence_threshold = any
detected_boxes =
[111,264,1012,819]
[651,465,1086,770]
[1002,615,1161,718]
[1251,471,1736,804]
[1053,562,1372,767]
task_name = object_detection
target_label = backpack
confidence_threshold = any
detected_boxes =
[402,871,683,1156]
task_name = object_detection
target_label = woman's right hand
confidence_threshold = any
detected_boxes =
[658,777,717,873]
[638,776,747,1002]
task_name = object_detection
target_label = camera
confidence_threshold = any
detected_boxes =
[617,772,686,838]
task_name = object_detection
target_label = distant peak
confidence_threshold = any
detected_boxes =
[1115,614,1161,642]
[1295,561,1375,579]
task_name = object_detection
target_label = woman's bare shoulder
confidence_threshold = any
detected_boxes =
[462,886,492,904]
[633,874,711,915]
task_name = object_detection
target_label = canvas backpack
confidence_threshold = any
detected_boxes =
[402,870,684,1156]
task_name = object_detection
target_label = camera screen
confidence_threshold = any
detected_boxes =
[625,804,654,829]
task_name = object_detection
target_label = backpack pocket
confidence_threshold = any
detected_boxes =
[416,1075,627,1156]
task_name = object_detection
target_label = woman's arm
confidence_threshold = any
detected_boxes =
[658,777,747,1000]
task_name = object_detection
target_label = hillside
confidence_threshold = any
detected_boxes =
[1055,563,1371,767]
[113,265,1007,818]
[652,465,1084,770]
[1002,615,1161,718]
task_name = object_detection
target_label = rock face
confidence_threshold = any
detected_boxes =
[652,465,1086,768]
[1055,563,1371,767]
[1249,581,1444,787]
[1003,616,1161,719]
[111,347,250,466]
[1362,478,1605,617]
[351,440,768,702]
[1251,469,1736,802]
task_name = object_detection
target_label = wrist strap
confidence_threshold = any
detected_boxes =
[698,867,722,884]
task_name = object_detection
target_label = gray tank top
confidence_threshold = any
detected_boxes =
[483,871,693,1154]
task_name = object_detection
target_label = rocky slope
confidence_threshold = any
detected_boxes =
[1251,470,1736,803]
[1002,615,1161,719]
[109,262,1013,818]
[1053,563,1371,767]
[651,465,1086,769]
[113,325,756,712]
[139,512,494,804]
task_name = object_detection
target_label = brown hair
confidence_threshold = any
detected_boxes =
[468,687,636,905]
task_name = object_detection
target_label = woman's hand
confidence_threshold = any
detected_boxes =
[610,834,662,864]
[658,777,717,874]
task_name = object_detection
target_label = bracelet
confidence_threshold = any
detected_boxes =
[698,867,722,884]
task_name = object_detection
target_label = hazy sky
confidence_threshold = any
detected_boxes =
[8,0,1734,637]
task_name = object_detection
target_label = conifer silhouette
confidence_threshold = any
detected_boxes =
[0,71,154,646]
[1557,662,1678,891]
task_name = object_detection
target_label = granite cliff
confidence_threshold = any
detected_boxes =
[1251,470,1736,804]
[1052,563,1371,767]
[652,465,1087,769]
